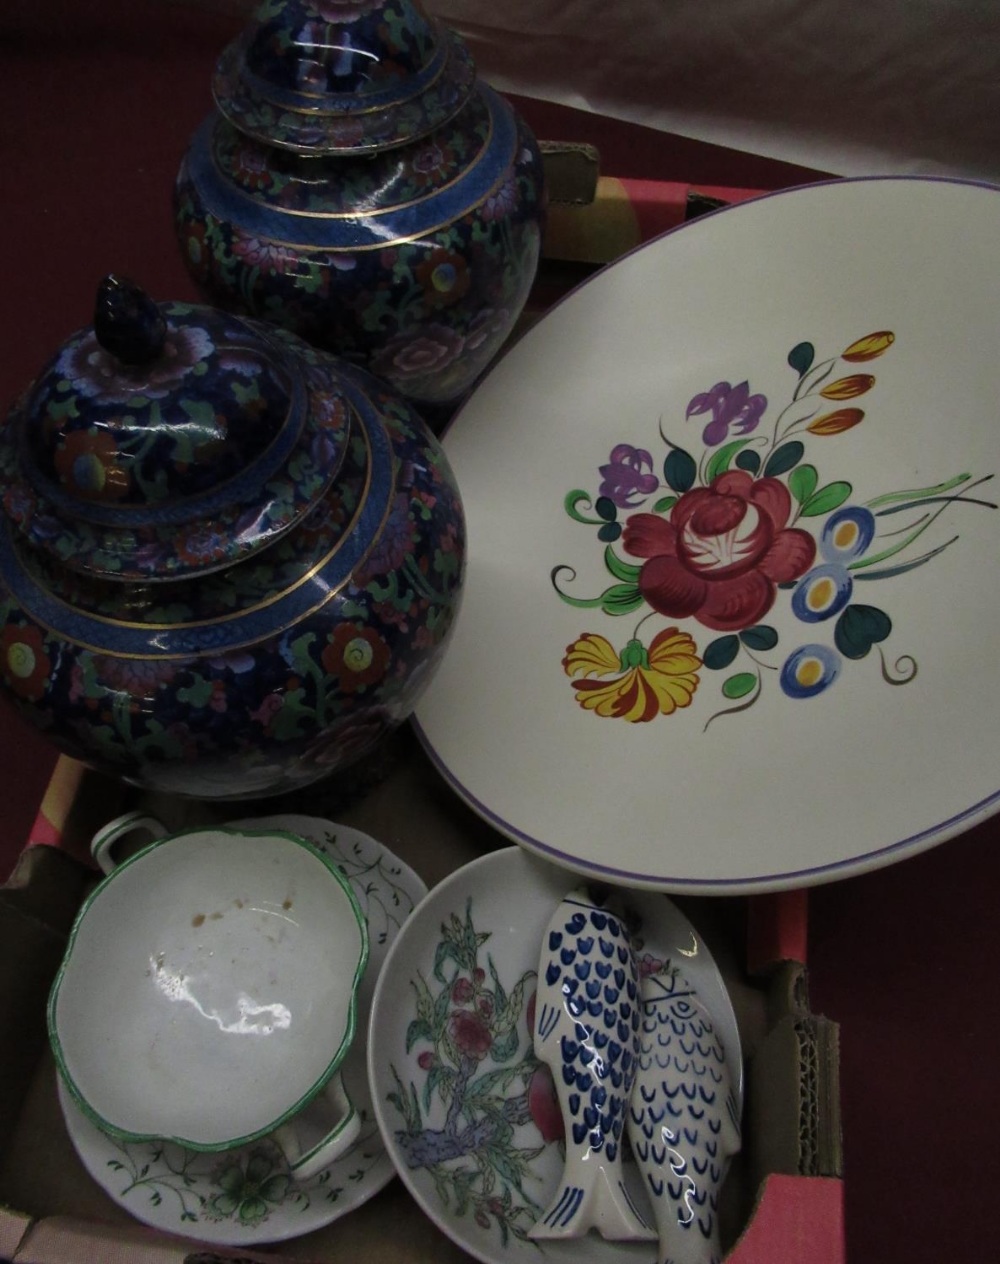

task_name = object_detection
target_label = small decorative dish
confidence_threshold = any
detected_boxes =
[367,846,741,1264]
[58,817,426,1245]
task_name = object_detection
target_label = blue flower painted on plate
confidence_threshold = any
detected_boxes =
[779,644,842,698]
[790,563,853,623]
[820,506,876,562]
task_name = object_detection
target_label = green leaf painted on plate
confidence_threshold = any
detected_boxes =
[664,447,697,493]
[653,494,678,513]
[564,490,603,525]
[602,583,645,616]
[703,635,740,670]
[735,449,761,474]
[800,480,853,518]
[788,341,815,377]
[595,496,617,522]
[490,1026,520,1064]
[705,439,754,484]
[763,441,804,479]
[739,624,778,651]
[722,672,757,700]
[604,547,642,583]
[788,463,819,505]
[834,604,892,659]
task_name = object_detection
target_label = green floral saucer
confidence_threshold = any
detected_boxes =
[57,816,426,1245]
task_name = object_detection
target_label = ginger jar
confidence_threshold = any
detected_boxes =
[0,276,465,799]
[174,0,547,412]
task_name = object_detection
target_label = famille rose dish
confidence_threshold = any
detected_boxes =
[414,177,1000,892]
[58,818,426,1246]
[367,846,742,1264]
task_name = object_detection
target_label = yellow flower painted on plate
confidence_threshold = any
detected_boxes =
[819,374,875,400]
[806,407,865,436]
[563,628,702,722]
[842,331,894,362]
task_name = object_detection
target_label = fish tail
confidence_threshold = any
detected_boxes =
[529,1167,655,1241]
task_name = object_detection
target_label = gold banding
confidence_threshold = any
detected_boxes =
[15,405,407,658]
[211,106,494,222]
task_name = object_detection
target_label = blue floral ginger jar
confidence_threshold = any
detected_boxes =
[0,276,465,799]
[174,0,547,412]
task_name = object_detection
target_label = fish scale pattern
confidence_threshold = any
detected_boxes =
[627,968,741,1264]
[543,905,639,1159]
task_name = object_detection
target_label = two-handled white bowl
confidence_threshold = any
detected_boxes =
[48,812,369,1181]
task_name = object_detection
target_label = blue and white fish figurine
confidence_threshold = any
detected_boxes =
[530,887,655,1242]
[627,964,741,1264]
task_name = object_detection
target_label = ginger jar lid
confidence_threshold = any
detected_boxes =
[212,0,477,154]
[0,276,352,582]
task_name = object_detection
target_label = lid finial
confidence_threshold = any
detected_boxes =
[94,275,167,365]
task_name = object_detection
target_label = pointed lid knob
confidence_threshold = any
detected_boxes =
[0,276,353,581]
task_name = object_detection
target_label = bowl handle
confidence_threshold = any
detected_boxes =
[91,809,168,874]
[273,1071,361,1181]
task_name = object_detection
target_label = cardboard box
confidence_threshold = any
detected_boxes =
[0,144,837,1260]
[0,727,842,1263]
[517,155,767,338]
[544,173,767,265]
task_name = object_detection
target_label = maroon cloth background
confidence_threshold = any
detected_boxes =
[2,4,999,1261]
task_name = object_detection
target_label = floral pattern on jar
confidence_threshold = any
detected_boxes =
[175,84,545,408]
[0,359,466,800]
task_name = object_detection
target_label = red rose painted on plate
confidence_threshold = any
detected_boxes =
[623,471,816,631]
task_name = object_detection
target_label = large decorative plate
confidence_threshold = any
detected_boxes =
[414,177,1000,892]
[58,817,426,1246]
[367,846,742,1264]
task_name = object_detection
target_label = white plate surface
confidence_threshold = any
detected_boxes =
[368,846,741,1264]
[59,817,426,1246]
[415,177,1000,891]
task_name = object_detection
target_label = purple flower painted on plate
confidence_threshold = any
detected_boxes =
[598,444,659,508]
[686,380,767,447]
